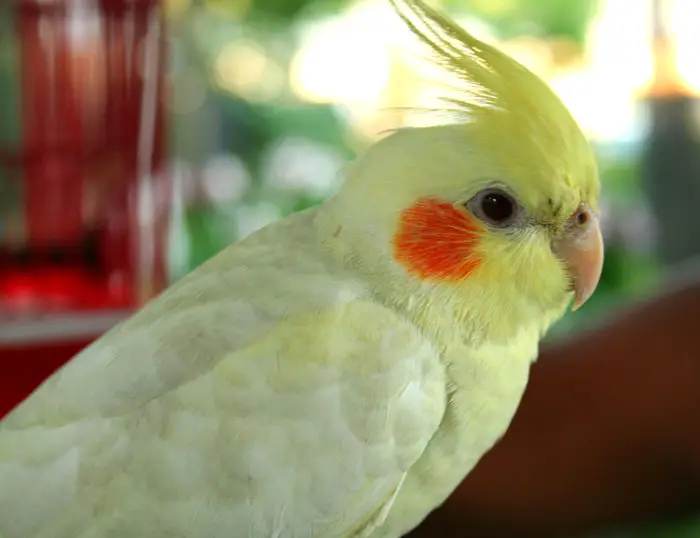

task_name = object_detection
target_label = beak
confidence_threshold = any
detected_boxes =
[552,203,604,311]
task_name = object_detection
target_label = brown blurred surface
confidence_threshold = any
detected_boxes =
[409,265,700,537]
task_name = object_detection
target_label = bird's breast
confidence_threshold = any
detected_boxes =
[369,328,538,537]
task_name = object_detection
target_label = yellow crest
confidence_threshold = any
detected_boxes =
[389,0,598,205]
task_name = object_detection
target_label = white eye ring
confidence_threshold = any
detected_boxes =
[466,188,520,227]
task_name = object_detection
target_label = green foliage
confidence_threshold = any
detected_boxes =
[0,9,20,151]
[199,0,345,25]
[196,0,597,41]
[0,7,22,234]
[642,517,700,538]
[443,0,598,42]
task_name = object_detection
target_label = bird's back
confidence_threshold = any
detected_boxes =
[0,207,393,538]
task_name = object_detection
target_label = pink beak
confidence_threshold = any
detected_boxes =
[552,203,605,311]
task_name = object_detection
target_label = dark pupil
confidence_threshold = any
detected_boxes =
[481,193,514,222]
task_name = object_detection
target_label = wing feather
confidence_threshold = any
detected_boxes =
[0,237,445,538]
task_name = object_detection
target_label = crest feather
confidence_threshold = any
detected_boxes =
[388,0,598,203]
[389,0,568,122]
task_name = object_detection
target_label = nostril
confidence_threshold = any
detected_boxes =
[572,203,591,228]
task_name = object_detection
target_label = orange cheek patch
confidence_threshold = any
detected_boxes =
[393,198,483,281]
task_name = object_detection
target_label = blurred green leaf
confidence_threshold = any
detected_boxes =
[444,0,599,42]
[197,0,347,25]
[195,0,598,41]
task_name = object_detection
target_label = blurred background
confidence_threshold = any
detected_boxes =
[0,0,699,536]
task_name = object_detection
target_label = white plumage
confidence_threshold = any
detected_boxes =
[0,209,448,538]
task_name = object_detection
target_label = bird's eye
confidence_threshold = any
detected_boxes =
[466,188,519,227]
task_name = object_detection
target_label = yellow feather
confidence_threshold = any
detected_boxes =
[389,0,599,214]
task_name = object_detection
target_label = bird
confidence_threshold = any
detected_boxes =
[0,1,603,537]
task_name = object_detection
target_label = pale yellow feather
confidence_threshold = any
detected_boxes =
[0,2,600,537]
[390,0,599,212]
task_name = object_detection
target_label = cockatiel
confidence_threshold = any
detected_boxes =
[0,1,603,537]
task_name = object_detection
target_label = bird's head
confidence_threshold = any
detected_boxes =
[319,0,602,341]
